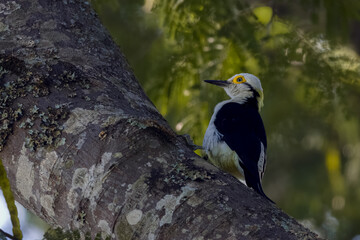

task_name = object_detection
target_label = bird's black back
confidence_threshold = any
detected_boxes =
[214,101,272,202]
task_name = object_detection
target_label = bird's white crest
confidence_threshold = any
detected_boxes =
[224,73,264,110]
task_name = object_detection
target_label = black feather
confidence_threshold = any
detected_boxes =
[214,101,273,203]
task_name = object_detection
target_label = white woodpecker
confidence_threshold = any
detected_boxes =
[203,73,273,202]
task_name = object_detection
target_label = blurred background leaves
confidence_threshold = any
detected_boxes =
[91,1,360,239]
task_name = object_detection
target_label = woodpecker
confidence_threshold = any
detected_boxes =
[203,73,273,202]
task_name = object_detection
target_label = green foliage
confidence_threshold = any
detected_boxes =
[0,159,22,240]
[91,0,360,239]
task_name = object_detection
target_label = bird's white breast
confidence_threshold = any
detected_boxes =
[203,100,245,179]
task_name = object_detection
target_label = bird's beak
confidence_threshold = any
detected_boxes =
[204,80,230,87]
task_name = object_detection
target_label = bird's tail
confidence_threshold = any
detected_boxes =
[253,182,275,204]
[245,175,275,203]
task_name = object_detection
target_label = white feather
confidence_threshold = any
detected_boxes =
[258,142,266,180]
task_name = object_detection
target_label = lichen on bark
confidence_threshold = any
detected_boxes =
[0,53,92,151]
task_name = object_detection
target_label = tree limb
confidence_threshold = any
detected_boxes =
[0,0,322,239]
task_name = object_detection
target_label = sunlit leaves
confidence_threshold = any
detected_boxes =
[253,6,272,25]
[326,147,345,195]
[270,18,291,36]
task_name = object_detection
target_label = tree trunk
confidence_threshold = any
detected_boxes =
[0,0,321,239]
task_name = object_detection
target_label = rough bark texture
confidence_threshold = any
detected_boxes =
[0,1,322,239]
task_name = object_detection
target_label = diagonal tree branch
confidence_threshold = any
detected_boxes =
[0,0,322,239]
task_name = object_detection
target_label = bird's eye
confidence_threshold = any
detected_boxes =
[232,76,246,84]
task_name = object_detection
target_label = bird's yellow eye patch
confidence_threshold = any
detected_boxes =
[232,75,246,84]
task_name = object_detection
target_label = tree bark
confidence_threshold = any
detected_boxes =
[0,0,321,239]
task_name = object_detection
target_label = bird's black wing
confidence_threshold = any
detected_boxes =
[214,102,272,202]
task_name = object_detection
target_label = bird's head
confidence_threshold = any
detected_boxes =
[205,73,264,110]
